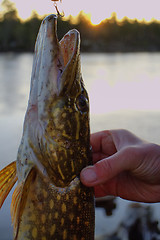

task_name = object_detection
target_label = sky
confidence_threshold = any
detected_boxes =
[1,0,160,24]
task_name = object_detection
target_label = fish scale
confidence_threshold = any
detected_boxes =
[0,14,95,239]
[18,174,94,239]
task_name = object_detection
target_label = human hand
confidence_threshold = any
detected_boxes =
[80,129,160,203]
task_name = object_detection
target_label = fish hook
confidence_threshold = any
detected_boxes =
[51,0,65,17]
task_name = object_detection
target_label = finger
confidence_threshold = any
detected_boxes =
[90,131,106,153]
[91,130,117,156]
[94,185,107,198]
[94,178,117,198]
[92,152,108,164]
[80,147,139,187]
[94,176,160,203]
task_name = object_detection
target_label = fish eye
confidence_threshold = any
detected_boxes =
[76,94,88,112]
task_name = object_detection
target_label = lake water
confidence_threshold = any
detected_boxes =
[1,52,160,239]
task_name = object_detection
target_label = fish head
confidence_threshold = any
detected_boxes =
[23,15,91,187]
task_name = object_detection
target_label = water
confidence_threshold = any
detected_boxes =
[1,52,160,239]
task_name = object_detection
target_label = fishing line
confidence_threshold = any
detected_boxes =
[51,0,65,17]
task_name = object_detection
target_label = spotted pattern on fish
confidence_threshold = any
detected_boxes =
[17,174,94,240]
[0,14,95,240]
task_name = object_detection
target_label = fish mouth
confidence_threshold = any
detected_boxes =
[29,14,80,110]
[27,15,86,187]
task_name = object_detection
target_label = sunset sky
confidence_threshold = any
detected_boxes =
[1,0,160,24]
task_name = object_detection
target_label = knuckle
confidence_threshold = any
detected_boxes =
[95,159,113,180]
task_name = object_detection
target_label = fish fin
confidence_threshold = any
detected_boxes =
[0,161,18,208]
[11,182,23,234]
[11,167,37,240]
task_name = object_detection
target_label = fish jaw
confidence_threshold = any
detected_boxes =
[17,14,91,188]
[28,14,63,117]
[28,14,81,119]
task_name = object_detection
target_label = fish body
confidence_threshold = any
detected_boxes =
[0,14,95,239]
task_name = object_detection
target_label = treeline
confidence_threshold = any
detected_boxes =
[70,14,160,52]
[1,5,160,52]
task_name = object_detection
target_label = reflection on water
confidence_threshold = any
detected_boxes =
[0,53,32,115]
[82,53,160,114]
[1,52,160,116]
[1,52,160,239]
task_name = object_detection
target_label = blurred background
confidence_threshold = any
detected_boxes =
[1,0,160,239]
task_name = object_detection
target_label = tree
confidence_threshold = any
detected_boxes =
[1,0,18,21]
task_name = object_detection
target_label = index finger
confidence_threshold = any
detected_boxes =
[91,130,117,156]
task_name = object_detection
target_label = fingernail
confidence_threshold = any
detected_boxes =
[81,167,97,183]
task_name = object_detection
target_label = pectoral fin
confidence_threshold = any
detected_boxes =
[11,167,37,240]
[0,161,18,208]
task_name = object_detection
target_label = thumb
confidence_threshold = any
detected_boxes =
[80,147,138,186]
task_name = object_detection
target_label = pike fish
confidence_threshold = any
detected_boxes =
[0,14,95,240]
